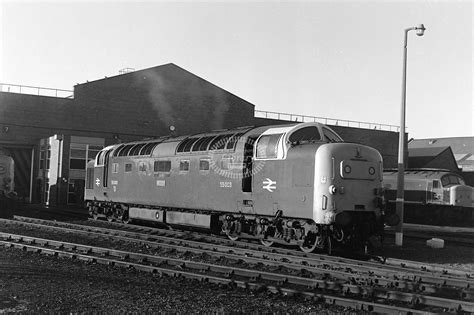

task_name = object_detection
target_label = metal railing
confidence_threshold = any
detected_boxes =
[255,109,400,132]
[0,83,74,98]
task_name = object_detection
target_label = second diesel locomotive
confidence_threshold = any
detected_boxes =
[383,169,474,226]
[86,122,392,253]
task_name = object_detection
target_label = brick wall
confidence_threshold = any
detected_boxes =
[73,64,255,137]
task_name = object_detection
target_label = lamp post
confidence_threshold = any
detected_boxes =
[395,24,426,246]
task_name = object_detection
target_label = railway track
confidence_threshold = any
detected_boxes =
[0,216,473,313]
[13,215,474,278]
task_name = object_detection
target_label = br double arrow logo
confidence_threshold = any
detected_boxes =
[263,178,277,192]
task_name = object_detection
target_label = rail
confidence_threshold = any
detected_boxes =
[255,109,400,132]
[0,83,74,98]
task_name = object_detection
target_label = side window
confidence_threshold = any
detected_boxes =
[138,162,147,172]
[226,133,243,150]
[179,160,190,172]
[433,180,440,189]
[220,156,233,170]
[112,163,119,173]
[125,163,132,173]
[256,134,282,159]
[199,159,210,171]
[154,160,171,172]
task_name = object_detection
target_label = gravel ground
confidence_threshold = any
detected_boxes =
[0,247,351,314]
[376,236,474,272]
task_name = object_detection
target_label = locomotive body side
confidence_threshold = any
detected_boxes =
[85,122,387,252]
[383,169,474,226]
[251,141,317,220]
[383,170,473,207]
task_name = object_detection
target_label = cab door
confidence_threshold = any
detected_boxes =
[242,136,257,193]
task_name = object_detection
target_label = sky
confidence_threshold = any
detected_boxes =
[1,0,472,139]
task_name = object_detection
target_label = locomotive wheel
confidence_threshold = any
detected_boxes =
[260,239,274,247]
[121,215,130,224]
[300,235,332,254]
[299,241,318,253]
[227,234,239,241]
[299,235,319,253]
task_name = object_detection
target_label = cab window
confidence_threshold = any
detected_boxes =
[256,134,282,159]
[322,128,343,143]
[441,174,464,187]
[288,126,321,144]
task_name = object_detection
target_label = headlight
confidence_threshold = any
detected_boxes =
[368,167,375,175]
[344,165,351,174]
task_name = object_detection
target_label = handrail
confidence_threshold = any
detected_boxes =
[0,83,74,98]
[254,109,400,132]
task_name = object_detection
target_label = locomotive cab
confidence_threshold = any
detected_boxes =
[251,123,385,252]
[439,174,472,207]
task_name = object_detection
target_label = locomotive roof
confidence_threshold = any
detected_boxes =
[98,122,342,158]
[383,168,459,179]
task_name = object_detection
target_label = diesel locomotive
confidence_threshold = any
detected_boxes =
[85,122,392,253]
[383,169,474,226]
[0,151,16,218]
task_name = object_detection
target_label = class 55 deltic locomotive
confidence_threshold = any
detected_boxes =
[86,122,395,253]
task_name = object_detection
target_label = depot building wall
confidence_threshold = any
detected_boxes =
[73,64,255,137]
[0,65,256,204]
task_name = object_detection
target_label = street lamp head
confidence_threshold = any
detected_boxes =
[415,24,426,36]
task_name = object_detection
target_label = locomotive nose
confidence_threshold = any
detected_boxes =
[313,143,384,225]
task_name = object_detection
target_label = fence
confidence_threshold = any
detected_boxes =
[0,83,74,98]
[254,110,400,132]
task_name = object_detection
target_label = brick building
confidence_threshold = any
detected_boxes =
[0,63,400,206]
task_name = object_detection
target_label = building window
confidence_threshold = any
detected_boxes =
[179,160,190,172]
[40,145,51,170]
[125,163,132,173]
[70,143,103,170]
[154,160,171,172]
